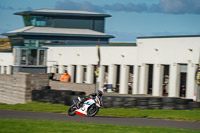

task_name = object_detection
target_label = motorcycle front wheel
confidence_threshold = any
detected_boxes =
[68,105,76,116]
[87,104,99,117]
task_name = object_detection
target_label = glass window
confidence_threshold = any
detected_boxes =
[24,44,29,47]
[14,47,47,66]
[23,15,49,27]
[39,50,46,65]
[20,49,27,65]
[30,40,36,43]
[30,16,37,26]
[28,49,38,65]
[52,40,59,44]
[30,16,46,26]
[24,39,41,47]
[24,39,69,47]
[24,40,30,43]
[23,15,31,26]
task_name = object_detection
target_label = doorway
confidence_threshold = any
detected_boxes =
[115,65,121,92]
[73,65,77,83]
[128,65,134,94]
[180,64,187,97]
[147,64,153,94]
[163,65,170,96]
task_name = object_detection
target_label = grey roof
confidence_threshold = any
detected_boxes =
[2,26,114,38]
[15,9,111,17]
[137,35,200,39]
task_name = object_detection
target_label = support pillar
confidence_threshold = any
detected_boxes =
[68,65,74,83]
[119,65,129,94]
[6,65,12,74]
[186,63,196,99]
[52,65,57,73]
[98,65,105,91]
[133,65,140,94]
[86,64,94,84]
[152,64,164,96]
[108,64,117,92]
[168,63,181,97]
[58,65,65,74]
[139,64,149,94]
[0,66,5,74]
[76,65,84,83]
[47,66,51,73]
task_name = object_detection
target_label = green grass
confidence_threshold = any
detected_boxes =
[0,118,199,133]
[0,102,67,113]
[99,108,200,121]
[0,102,200,121]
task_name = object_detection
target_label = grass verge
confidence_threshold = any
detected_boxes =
[0,102,67,113]
[0,102,200,121]
[0,118,199,133]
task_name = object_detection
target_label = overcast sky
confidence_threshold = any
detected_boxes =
[0,0,200,42]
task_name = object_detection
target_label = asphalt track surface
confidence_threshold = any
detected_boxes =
[0,110,200,130]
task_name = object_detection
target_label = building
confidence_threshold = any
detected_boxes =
[2,9,113,73]
[1,9,200,100]
[136,36,200,101]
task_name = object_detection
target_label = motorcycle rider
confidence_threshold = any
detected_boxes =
[77,90,104,108]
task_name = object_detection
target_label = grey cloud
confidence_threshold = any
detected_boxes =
[152,0,200,14]
[104,3,148,13]
[18,7,33,10]
[0,5,32,10]
[55,0,200,14]
[55,0,104,13]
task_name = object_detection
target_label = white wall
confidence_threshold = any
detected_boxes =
[0,52,13,65]
[137,37,200,65]
[46,46,138,66]
[137,36,200,100]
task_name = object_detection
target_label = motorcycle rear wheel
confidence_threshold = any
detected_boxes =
[87,104,99,117]
[68,105,76,116]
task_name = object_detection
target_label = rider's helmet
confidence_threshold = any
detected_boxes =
[97,90,104,97]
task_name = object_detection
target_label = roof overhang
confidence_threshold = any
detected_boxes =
[2,26,115,38]
[15,9,111,18]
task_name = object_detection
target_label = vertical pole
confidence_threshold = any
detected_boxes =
[107,64,117,92]
[76,65,83,83]
[186,63,196,99]
[59,65,65,74]
[47,66,51,73]
[139,64,149,94]
[86,64,94,84]
[152,64,164,96]
[168,63,181,97]
[6,65,12,74]
[0,66,5,74]
[68,64,74,83]
[52,65,57,73]
[133,65,140,94]
[98,65,105,91]
[95,39,101,93]
[119,64,129,94]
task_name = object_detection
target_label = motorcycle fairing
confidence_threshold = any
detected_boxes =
[75,98,95,115]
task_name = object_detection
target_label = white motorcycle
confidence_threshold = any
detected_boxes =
[68,91,103,117]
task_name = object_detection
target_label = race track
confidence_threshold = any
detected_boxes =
[0,110,199,130]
